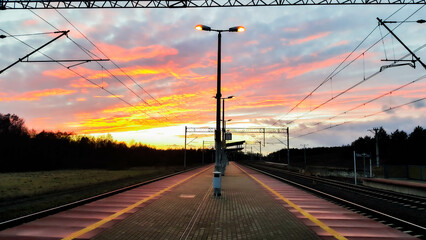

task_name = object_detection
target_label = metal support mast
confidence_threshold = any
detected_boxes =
[377,18,426,70]
[0,31,69,74]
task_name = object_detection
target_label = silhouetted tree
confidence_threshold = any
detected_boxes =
[388,129,408,164]
[352,136,374,153]
[407,126,426,164]
[0,113,28,137]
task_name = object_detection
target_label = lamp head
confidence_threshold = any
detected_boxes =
[228,26,245,32]
[195,25,212,31]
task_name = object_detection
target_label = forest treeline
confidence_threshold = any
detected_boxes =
[1,113,425,172]
[0,113,213,172]
[268,126,426,167]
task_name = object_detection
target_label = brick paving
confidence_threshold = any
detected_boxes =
[91,163,320,240]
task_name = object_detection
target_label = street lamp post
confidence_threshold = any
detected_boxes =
[195,24,244,197]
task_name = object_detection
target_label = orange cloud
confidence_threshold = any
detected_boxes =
[0,88,76,102]
[70,78,109,89]
[71,115,159,133]
[94,95,124,98]
[95,43,178,62]
[281,32,331,46]
[67,89,216,134]
[44,67,95,79]
[44,65,170,82]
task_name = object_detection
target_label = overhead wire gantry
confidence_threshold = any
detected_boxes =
[0,0,425,9]
[184,127,291,165]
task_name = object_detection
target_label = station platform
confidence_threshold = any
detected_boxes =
[0,162,418,240]
[89,162,322,240]
[362,177,426,197]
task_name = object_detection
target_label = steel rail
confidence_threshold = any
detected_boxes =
[260,162,426,208]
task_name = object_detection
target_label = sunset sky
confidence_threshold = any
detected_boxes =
[0,6,425,154]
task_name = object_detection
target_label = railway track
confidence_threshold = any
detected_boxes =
[0,167,195,231]
[244,161,426,239]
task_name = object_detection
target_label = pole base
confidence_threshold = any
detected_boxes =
[214,188,221,197]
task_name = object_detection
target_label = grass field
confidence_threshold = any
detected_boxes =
[0,166,187,222]
[0,167,181,201]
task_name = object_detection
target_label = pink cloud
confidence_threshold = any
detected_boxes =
[330,40,350,48]
[244,40,259,46]
[23,19,38,26]
[70,78,109,89]
[281,32,331,46]
[283,27,299,32]
[267,52,352,79]
[94,43,178,62]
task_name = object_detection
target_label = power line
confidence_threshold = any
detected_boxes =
[54,9,162,107]
[294,97,426,139]
[286,42,424,126]
[291,43,426,134]
[272,4,418,126]
[286,7,426,126]
[53,9,185,121]
[296,73,426,134]
[28,9,60,31]
[0,28,159,121]
[0,31,60,37]
[29,9,171,122]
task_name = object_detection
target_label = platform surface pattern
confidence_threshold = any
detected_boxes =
[1,162,418,240]
[90,163,321,240]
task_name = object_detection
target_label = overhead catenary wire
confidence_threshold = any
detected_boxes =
[279,5,424,126]
[271,4,415,126]
[296,73,426,134]
[379,23,388,60]
[54,9,163,107]
[291,42,426,135]
[294,97,426,139]
[287,44,424,127]
[0,31,61,37]
[36,10,151,106]
[0,28,159,121]
[53,9,186,121]
[29,9,172,121]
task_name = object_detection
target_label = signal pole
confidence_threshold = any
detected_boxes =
[369,128,380,167]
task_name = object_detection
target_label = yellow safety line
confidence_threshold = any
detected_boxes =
[62,166,212,240]
[235,163,348,240]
